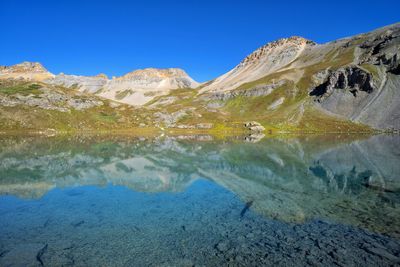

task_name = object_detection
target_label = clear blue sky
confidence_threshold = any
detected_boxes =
[1,0,399,82]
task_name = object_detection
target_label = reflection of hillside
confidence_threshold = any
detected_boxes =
[202,135,400,237]
[0,136,199,197]
[0,134,399,236]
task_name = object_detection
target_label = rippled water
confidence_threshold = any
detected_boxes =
[0,134,399,266]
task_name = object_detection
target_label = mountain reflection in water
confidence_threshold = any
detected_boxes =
[0,134,399,266]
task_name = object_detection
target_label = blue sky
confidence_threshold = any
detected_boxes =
[1,0,399,82]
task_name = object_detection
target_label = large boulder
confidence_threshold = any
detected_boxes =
[244,121,265,132]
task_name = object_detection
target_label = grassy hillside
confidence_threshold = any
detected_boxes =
[0,81,150,132]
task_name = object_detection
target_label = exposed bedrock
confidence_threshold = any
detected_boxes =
[357,26,400,76]
[358,28,400,71]
[310,66,374,100]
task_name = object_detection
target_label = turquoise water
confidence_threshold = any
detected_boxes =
[0,134,399,266]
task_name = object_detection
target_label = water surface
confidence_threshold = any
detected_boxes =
[0,134,399,266]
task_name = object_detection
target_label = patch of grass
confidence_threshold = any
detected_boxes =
[0,83,42,96]
[93,111,118,123]
[70,83,79,89]
[115,90,133,100]
[295,104,373,133]
[144,91,161,97]
[360,64,380,79]
[145,88,197,111]
[223,81,297,116]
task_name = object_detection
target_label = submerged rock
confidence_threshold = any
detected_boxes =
[215,241,230,252]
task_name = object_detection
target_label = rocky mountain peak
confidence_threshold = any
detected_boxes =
[200,36,315,93]
[0,61,54,81]
[0,61,49,74]
[239,36,315,66]
[118,68,190,80]
[95,73,108,79]
[98,67,199,106]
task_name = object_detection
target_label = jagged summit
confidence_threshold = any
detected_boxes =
[239,36,315,66]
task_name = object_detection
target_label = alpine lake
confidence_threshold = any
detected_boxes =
[0,133,399,266]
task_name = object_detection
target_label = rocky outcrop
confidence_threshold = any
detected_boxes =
[154,108,196,128]
[310,66,374,101]
[244,121,265,132]
[357,26,400,73]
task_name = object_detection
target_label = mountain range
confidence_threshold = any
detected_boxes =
[0,22,399,132]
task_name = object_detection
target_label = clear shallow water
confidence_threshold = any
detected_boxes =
[0,134,399,266]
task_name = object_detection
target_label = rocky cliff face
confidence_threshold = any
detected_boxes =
[310,66,374,100]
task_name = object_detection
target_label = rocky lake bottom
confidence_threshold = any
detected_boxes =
[0,134,399,266]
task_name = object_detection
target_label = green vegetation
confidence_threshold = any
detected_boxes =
[93,111,118,123]
[0,81,145,132]
[115,90,133,100]
[360,64,380,80]
[0,83,42,96]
